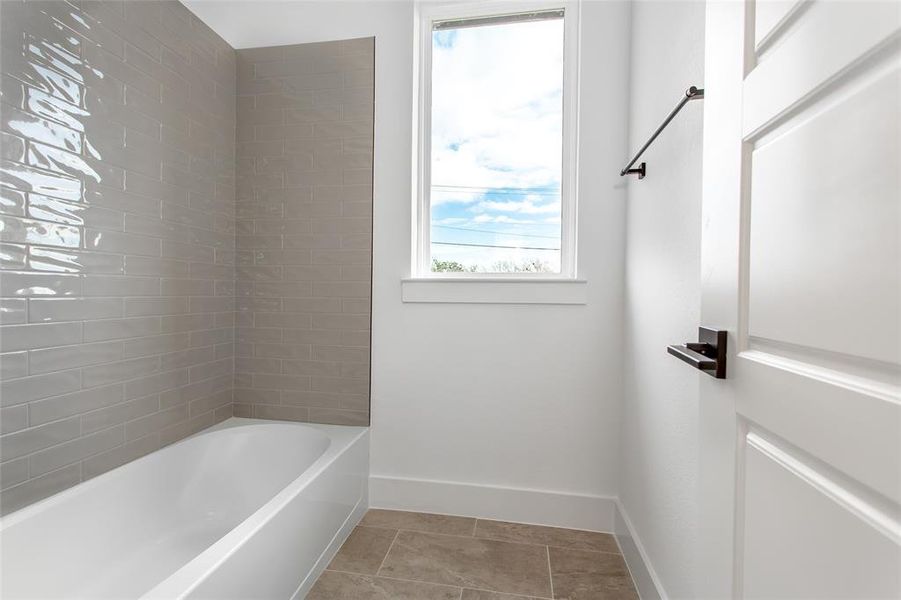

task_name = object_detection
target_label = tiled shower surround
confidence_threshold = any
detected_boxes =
[234,40,373,426]
[0,1,373,514]
[0,0,237,515]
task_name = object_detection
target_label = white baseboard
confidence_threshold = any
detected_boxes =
[368,476,667,599]
[369,474,616,532]
[614,500,666,600]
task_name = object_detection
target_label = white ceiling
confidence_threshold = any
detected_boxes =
[183,0,408,49]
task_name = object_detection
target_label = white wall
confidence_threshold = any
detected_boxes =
[618,1,705,598]
[184,0,631,530]
[370,0,630,527]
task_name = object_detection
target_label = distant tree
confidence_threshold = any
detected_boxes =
[432,258,553,273]
[489,258,553,273]
[432,259,474,272]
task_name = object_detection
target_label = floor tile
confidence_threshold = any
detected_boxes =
[461,589,545,599]
[379,530,553,598]
[308,570,462,600]
[549,547,638,600]
[328,526,398,574]
[361,509,476,536]
[474,520,620,554]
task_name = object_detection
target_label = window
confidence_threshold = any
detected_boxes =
[415,1,578,278]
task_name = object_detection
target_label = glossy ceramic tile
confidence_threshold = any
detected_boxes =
[311,510,639,600]
[0,0,236,514]
[234,38,373,426]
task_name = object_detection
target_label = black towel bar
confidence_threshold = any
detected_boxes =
[620,85,704,180]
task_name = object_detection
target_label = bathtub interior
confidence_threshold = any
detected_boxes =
[1,423,332,599]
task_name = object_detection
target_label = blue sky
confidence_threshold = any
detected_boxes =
[429,17,564,271]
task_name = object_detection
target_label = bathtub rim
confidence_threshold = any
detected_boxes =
[0,419,335,529]
[0,418,360,530]
[0,418,368,599]
[142,417,368,599]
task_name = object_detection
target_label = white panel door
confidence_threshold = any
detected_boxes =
[699,1,900,597]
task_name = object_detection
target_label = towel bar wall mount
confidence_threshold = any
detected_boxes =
[620,85,704,180]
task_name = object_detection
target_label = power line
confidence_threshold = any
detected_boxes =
[433,241,560,251]
[432,183,560,192]
[434,224,559,239]
[431,184,561,197]
[433,190,560,198]
[433,184,559,192]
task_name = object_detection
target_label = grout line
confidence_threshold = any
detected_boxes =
[354,524,398,533]
[324,568,467,593]
[471,518,478,536]
[373,529,400,577]
[464,584,553,600]
[325,568,552,600]
[546,545,555,600]
[463,586,552,600]
[374,526,623,556]
[471,515,615,535]
[475,535,624,556]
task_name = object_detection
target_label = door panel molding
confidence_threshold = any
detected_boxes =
[739,427,901,598]
[743,64,900,365]
[744,428,901,544]
[754,0,809,57]
[746,37,900,148]
[744,1,900,137]
[743,340,900,401]
[738,357,900,502]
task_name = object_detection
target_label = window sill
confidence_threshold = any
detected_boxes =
[401,278,588,305]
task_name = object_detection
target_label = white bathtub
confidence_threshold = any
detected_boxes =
[0,418,369,599]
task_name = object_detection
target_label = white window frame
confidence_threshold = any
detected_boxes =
[412,0,581,280]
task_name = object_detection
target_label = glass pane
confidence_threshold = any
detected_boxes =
[430,13,564,274]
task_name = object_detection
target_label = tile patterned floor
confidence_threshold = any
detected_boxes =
[307,509,639,600]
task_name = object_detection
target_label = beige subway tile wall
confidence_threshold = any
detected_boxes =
[233,39,374,426]
[0,1,237,514]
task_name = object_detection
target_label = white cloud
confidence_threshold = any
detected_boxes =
[430,18,564,203]
[428,16,564,272]
[470,214,550,224]
[472,199,561,215]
